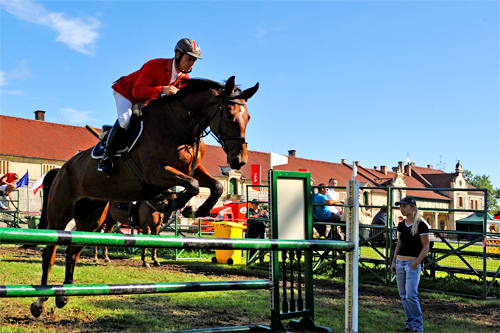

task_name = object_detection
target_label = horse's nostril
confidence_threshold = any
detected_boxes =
[230,157,245,170]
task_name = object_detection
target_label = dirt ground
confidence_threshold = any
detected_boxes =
[1,246,499,332]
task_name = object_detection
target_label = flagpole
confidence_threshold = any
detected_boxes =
[27,180,30,214]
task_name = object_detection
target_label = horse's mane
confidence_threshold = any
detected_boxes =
[144,78,242,110]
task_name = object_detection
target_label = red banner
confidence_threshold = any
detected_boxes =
[251,164,261,191]
[299,168,308,172]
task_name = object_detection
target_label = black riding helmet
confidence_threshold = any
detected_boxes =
[175,38,202,73]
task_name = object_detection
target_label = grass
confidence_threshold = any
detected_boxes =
[1,245,499,333]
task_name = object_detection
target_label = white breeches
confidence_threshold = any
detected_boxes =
[114,90,133,129]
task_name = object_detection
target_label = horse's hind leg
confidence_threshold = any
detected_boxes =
[30,244,58,317]
[93,246,99,263]
[55,199,109,309]
[151,213,162,267]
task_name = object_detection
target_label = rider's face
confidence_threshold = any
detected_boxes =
[177,53,197,72]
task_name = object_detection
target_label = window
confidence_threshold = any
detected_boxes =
[0,161,9,174]
[42,164,58,174]
[458,196,463,207]
[363,192,369,205]
[229,178,237,195]
[471,200,474,209]
[475,200,478,210]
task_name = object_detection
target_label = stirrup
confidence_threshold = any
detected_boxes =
[97,157,113,178]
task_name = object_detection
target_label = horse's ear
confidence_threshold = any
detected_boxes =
[224,76,236,96]
[239,82,259,101]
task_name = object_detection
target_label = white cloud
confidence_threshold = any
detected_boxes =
[0,0,101,55]
[0,71,6,87]
[9,59,29,80]
[60,108,97,125]
[0,59,29,95]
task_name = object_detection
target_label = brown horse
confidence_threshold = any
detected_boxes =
[31,77,258,317]
[92,196,171,267]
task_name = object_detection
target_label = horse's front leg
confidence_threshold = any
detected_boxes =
[192,164,223,218]
[147,166,200,214]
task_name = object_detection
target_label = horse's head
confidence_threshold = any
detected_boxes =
[210,76,259,170]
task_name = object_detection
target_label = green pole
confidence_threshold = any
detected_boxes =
[0,280,272,298]
[0,228,354,252]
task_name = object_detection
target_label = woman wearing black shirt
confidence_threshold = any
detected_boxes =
[391,197,430,332]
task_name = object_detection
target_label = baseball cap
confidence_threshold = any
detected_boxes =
[395,197,417,207]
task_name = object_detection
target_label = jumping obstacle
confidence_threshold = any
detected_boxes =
[0,280,272,298]
[0,170,358,332]
[0,228,353,252]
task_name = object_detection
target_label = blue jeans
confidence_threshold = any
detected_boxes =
[396,259,423,332]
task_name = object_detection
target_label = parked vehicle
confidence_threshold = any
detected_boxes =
[196,202,248,232]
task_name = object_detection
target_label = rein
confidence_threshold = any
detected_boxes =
[166,94,247,174]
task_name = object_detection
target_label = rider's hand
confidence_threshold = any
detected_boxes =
[163,85,179,96]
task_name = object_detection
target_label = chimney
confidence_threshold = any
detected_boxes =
[354,161,360,166]
[34,110,46,121]
[374,166,379,171]
[405,164,412,177]
[427,164,433,169]
[381,166,387,175]
[288,150,296,157]
[398,161,404,171]
[341,159,347,164]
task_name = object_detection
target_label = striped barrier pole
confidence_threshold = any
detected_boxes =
[0,280,272,298]
[0,228,354,252]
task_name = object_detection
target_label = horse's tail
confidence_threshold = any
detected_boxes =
[38,168,60,230]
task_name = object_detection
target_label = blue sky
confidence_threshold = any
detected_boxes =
[1,0,499,188]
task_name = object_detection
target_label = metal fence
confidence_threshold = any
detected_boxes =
[311,185,499,299]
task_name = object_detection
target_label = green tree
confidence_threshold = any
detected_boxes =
[463,170,500,215]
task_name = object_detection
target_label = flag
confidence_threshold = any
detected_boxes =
[270,152,288,169]
[31,172,47,194]
[16,171,29,188]
[251,164,261,191]
[352,162,357,180]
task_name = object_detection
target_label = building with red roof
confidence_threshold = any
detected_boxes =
[1,112,483,229]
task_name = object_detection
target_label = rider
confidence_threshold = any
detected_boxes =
[97,38,202,178]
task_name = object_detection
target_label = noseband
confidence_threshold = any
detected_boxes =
[213,98,248,154]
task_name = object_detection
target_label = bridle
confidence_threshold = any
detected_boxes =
[166,94,247,176]
[170,96,248,154]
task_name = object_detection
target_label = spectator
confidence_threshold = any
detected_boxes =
[391,197,430,333]
[246,199,267,261]
[370,205,387,241]
[372,206,387,226]
[0,173,19,209]
[314,184,342,238]
[97,38,202,178]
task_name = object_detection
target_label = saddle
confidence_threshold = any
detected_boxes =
[91,103,145,160]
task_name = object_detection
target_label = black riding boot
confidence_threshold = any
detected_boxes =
[97,121,127,178]
[128,202,139,223]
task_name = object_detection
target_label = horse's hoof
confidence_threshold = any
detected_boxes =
[143,261,150,268]
[153,261,161,267]
[182,206,195,218]
[55,295,69,309]
[104,258,111,263]
[93,258,99,263]
[30,301,45,318]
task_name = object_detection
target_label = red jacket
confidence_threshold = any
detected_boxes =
[112,58,190,104]
[1,173,16,184]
